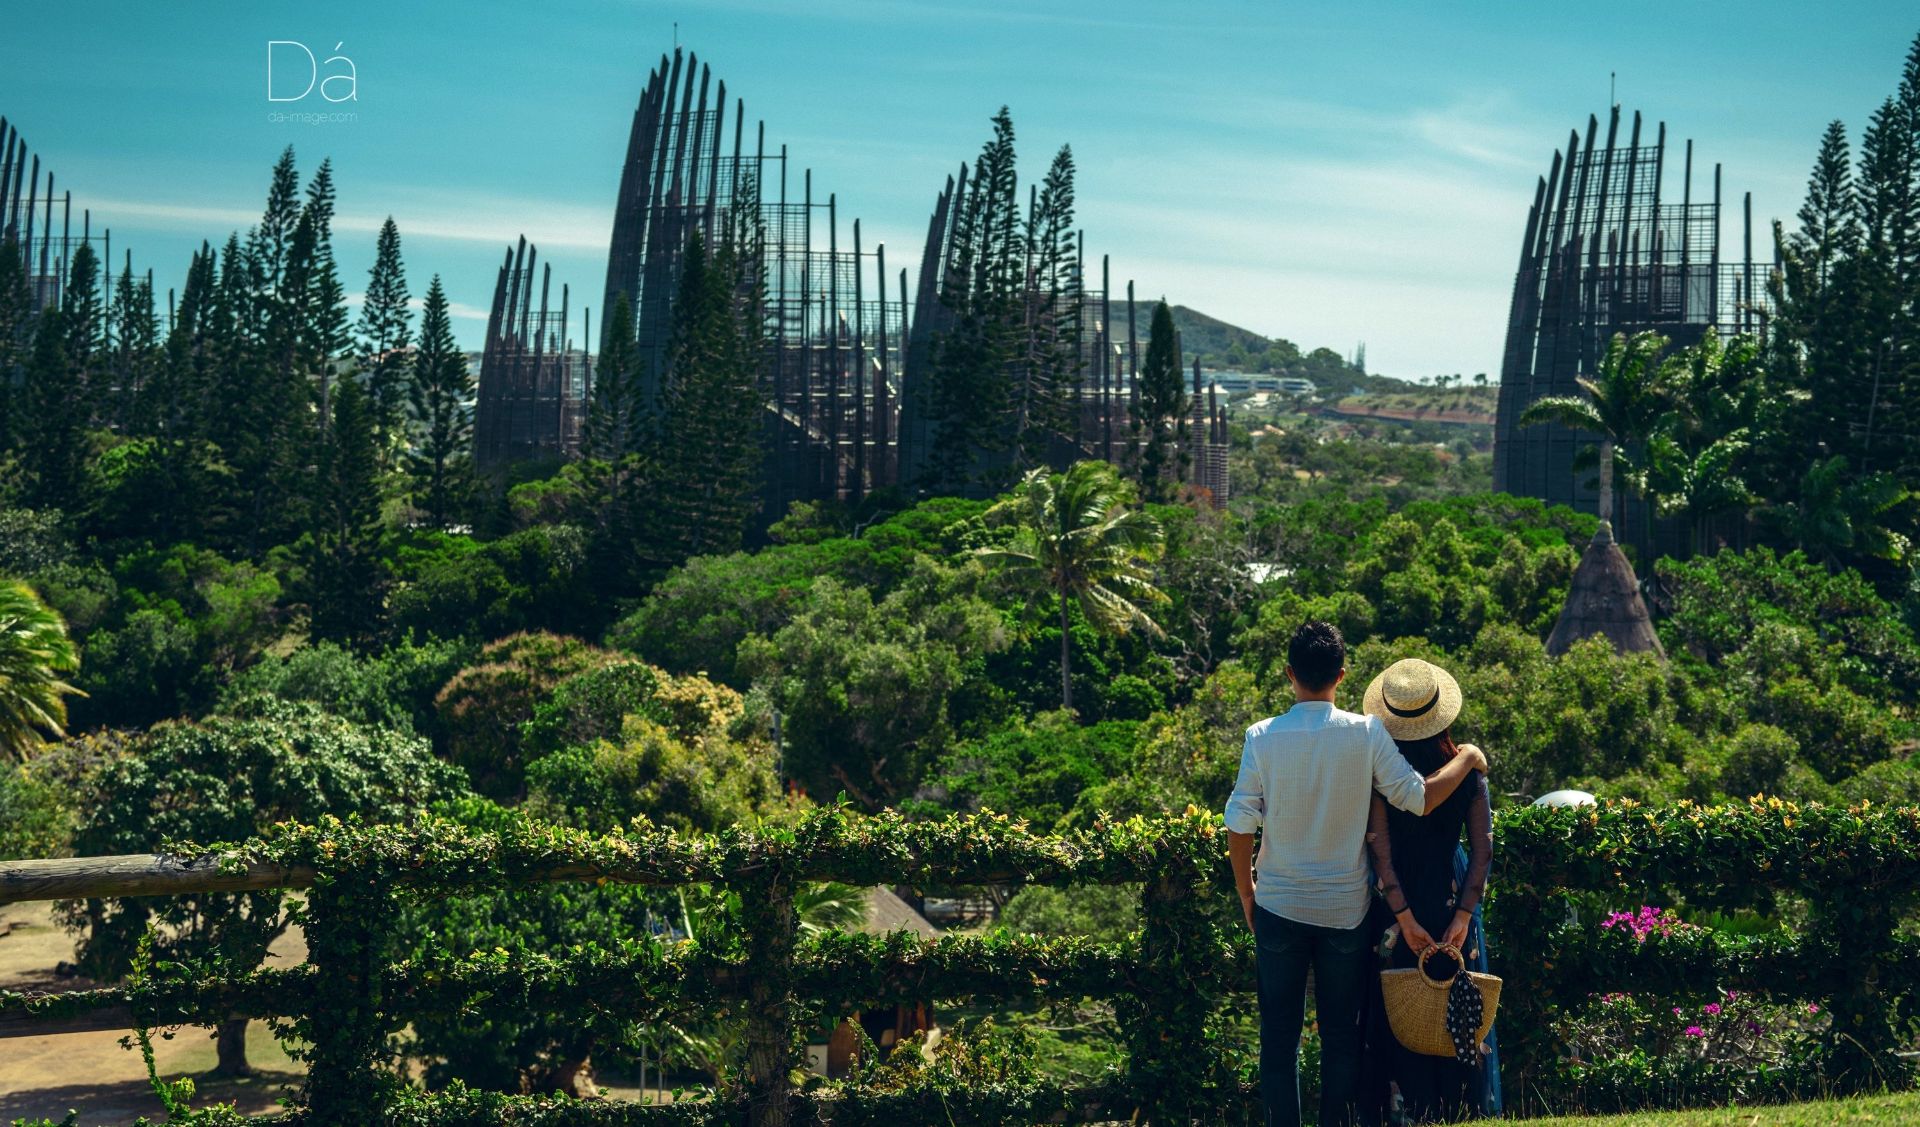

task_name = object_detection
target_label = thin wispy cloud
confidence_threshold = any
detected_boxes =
[11,0,1903,371]
[72,193,609,253]
[344,291,493,321]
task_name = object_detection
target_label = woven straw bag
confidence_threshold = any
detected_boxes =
[1380,943,1502,1058]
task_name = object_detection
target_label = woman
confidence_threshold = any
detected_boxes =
[1357,657,1497,1124]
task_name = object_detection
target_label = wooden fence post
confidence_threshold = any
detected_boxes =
[299,866,398,1125]
[1131,848,1228,1125]
[1808,899,1911,1093]
[742,872,798,1127]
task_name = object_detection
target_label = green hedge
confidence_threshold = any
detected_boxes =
[3,799,1915,1124]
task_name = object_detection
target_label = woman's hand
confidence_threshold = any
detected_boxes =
[1397,911,1435,955]
[1441,910,1471,953]
[1459,744,1489,774]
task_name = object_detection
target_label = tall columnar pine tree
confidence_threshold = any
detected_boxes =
[23,243,104,511]
[1852,98,1913,472]
[294,159,350,423]
[409,276,473,531]
[356,217,412,459]
[130,241,225,545]
[109,254,160,434]
[1019,145,1081,470]
[1773,119,1864,463]
[658,222,767,561]
[222,150,340,553]
[305,375,386,646]
[927,107,1022,493]
[1761,30,1920,570]
[576,293,656,584]
[1134,301,1186,501]
[0,234,35,456]
[582,294,643,464]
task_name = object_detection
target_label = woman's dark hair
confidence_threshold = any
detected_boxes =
[1287,620,1346,691]
[1395,727,1460,760]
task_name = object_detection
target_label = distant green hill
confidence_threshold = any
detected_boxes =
[1141,304,1416,395]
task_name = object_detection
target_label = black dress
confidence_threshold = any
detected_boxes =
[1359,740,1492,1124]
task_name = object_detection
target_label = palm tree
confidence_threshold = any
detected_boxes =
[0,579,82,761]
[1639,331,1771,554]
[1641,429,1754,555]
[1518,330,1672,529]
[975,461,1168,711]
[1767,455,1911,568]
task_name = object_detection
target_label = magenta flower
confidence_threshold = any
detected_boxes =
[1703,1003,1722,1016]
[1684,1025,1705,1038]
[1808,1003,1821,1014]
[1601,905,1683,941]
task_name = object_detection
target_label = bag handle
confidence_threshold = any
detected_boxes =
[1416,943,1465,989]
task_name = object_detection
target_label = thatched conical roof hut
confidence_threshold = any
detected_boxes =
[1545,521,1665,660]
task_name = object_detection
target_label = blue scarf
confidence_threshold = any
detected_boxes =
[1452,843,1502,1114]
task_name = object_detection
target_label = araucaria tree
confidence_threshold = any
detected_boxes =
[1133,301,1187,501]
[926,108,1024,492]
[583,294,644,465]
[924,110,1093,492]
[305,376,386,646]
[409,275,472,530]
[356,217,412,459]
[1018,144,1082,469]
[657,223,767,560]
[976,460,1167,711]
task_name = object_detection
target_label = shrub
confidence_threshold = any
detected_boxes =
[222,637,474,738]
[1661,547,1920,705]
[0,759,73,861]
[389,525,597,643]
[433,632,615,799]
[523,672,783,835]
[61,696,461,1075]
[1714,724,1826,802]
[923,711,1140,834]
[517,660,669,762]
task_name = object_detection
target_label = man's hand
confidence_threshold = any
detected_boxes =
[1459,744,1489,774]
[1229,830,1259,933]
[1441,911,1471,953]
[1397,911,1435,955]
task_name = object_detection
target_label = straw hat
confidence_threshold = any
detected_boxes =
[1363,658,1463,742]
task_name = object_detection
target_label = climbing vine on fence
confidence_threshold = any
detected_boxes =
[2,797,1917,1124]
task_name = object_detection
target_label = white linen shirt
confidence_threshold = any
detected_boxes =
[1223,700,1428,929]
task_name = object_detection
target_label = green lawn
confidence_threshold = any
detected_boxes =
[1510,1089,1920,1124]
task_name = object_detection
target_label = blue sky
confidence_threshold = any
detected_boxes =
[5,1,1915,377]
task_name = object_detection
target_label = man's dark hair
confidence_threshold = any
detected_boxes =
[1287,620,1346,691]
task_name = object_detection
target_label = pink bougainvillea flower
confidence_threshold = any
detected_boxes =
[1684,1025,1705,1037]
[1703,1003,1722,1016]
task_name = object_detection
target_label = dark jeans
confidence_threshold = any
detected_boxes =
[1254,905,1368,1127]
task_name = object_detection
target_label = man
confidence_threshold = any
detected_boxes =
[1225,621,1487,1127]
